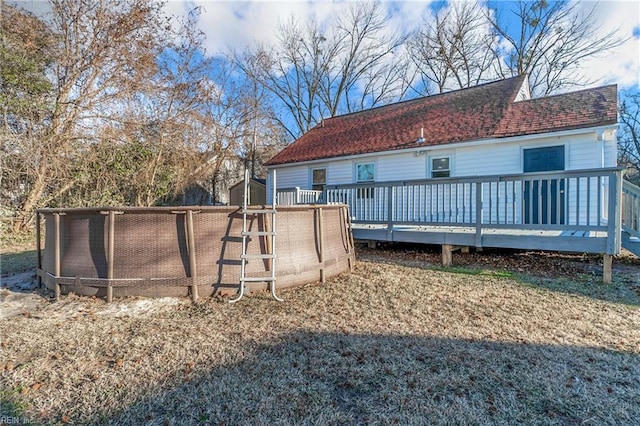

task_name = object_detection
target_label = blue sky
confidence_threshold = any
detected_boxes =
[163,0,640,91]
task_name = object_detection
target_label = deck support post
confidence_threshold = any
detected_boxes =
[442,244,453,267]
[603,254,612,284]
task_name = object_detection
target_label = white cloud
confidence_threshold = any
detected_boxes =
[164,0,346,54]
[162,0,441,53]
[574,0,640,90]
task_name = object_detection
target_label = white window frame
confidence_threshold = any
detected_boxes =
[355,162,376,183]
[310,167,327,191]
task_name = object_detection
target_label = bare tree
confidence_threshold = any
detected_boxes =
[238,1,410,139]
[487,0,626,96]
[239,17,331,140]
[408,0,496,94]
[320,1,410,115]
[4,0,252,231]
[619,93,640,184]
[69,13,256,208]
[0,3,56,220]
[5,0,168,230]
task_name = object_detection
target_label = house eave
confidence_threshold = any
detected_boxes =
[266,124,618,169]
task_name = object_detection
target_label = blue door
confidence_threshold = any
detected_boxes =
[523,146,565,225]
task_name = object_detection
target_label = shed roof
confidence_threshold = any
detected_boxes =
[265,76,617,166]
[229,177,267,192]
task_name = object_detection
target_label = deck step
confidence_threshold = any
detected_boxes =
[622,231,640,258]
[241,253,276,260]
[241,277,276,282]
[242,231,276,237]
[243,208,276,215]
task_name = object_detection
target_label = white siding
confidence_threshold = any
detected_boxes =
[276,165,310,189]
[376,152,427,181]
[603,137,617,167]
[456,144,521,176]
[271,131,614,187]
[272,129,616,222]
[567,135,601,170]
[327,160,352,185]
[268,165,307,203]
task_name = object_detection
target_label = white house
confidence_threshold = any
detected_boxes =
[263,75,634,278]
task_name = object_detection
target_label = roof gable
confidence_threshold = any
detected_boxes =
[266,76,617,166]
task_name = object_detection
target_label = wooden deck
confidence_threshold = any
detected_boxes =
[277,167,632,282]
[351,223,610,254]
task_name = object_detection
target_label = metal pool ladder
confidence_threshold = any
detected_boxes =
[229,168,282,303]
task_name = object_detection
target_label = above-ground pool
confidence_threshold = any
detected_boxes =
[36,205,354,301]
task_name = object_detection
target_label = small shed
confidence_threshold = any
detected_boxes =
[229,178,266,206]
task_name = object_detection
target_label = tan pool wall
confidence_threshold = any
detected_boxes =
[37,205,354,299]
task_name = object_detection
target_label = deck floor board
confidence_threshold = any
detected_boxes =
[352,223,609,254]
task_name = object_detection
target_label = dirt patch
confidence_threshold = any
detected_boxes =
[1,248,639,425]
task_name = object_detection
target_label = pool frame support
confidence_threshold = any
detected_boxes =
[107,211,115,303]
[54,213,61,300]
[318,207,325,283]
[186,209,199,302]
[36,212,42,288]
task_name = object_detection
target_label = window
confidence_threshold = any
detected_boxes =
[523,145,564,172]
[355,162,375,199]
[356,162,375,182]
[311,168,326,191]
[431,157,450,178]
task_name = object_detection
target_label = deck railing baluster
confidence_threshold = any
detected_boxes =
[577,177,582,226]
[324,168,621,256]
[587,177,592,226]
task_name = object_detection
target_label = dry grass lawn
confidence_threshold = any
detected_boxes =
[1,245,639,425]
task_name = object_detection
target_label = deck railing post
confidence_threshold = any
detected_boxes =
[475,182,483,248]
[387,185,394,239]
[606,170,622,255]
[602,170,623,284]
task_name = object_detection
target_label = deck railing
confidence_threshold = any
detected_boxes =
[276,187,323,205]
[622,180,640,238]
[325,167,623,250]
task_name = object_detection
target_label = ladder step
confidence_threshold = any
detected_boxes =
[242,231,276,237]
[243,208,276,215]
[221,236,243,243]
[241,277,276,283]
[242,253,276,259]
